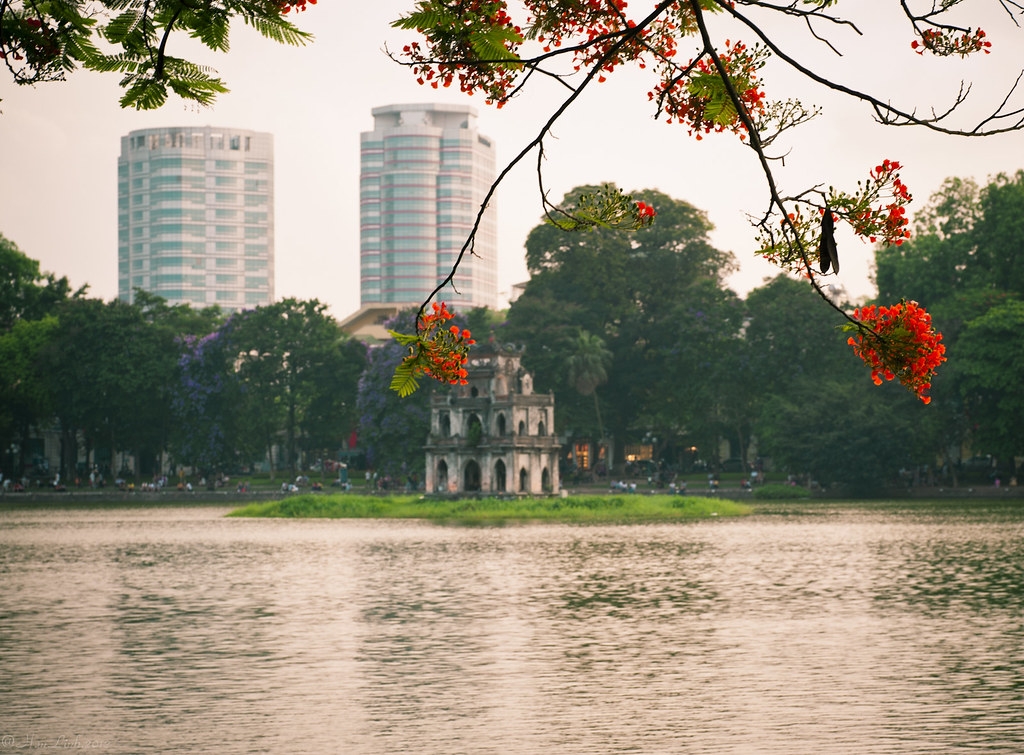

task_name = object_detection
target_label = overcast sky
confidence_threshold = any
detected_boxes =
[1,2,1022,321]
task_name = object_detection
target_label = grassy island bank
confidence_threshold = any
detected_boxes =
[227,493,751,524]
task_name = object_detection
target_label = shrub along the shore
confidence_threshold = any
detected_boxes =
[752,483,812,500]
[227,493,751,524]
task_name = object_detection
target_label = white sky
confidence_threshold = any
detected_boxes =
[1,2,1022,321]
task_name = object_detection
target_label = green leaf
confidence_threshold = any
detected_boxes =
[469,30,521,63]
[687,73,737,125]
[387,329,420,346]
[391,6,458,32]
[188,12,231,53]
[85,52,142,74]
[101,10,147,46]
[243,14,312,46]
[389,360,421,398]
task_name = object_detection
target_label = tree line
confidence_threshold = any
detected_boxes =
[3,170,1022,492]
[0,248,366,483]
[497,174,1023,492]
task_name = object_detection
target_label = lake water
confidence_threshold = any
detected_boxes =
[1,501,1023,754]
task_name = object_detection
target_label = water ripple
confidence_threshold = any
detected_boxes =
[0,505,1022,753]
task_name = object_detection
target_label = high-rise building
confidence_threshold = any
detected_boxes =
[358,103,498,312]
[118,126,275,312]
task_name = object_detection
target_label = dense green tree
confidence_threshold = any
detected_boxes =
[0,316,57,477]
[744,276,850,399]
[626,278,744,469]
[973,171,1024,297]
[225,298,356,478]
[757,378,917,494]
[171,315,257,476]
[112,292,224,478]
[0,233,81,331]
[873,172,1024,479]
[744,275,932,491]
[956,299,1024,474]
[507,185,734,469]
[566,330,613,448]
[0,239,76,478]
[874,179,972,403]
[355,308,437,484]
[300,337,367,470]
[875,172,1024,327]
[35,298,169,478]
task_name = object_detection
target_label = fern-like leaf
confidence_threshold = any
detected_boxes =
[85,52,144,74]
[244,14,312,46]
[389,361,421,398]
[468,33,518,63]
[120,77,169,110]
[101,10,149,47]
[188,12,231,53]
[391,7,458,32]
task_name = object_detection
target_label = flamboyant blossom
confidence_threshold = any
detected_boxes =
[388,1,997,401]
[845,301,946,403]
[756,159,914,273]
[912,27,990,57]
[649,39,767,140]
[389,301,476,396]
[635,200,657,224]
[277,0,315,12]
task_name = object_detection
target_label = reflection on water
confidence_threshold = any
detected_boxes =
[1,503,1023,754]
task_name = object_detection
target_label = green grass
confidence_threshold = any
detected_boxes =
[752,483,812,500]
[227,493,752,524]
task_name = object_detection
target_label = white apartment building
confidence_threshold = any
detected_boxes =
[358,103,498,311]
[117,126,275,312]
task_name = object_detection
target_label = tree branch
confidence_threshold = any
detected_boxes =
[414,0,678,327]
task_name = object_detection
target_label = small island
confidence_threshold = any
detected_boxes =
[227,493,751,524]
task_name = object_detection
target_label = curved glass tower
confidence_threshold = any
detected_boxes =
[359,103,498,309]
[117,126,274,312]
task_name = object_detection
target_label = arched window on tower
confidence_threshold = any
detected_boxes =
[467,413,483,446]
[437,460,449,492]
[464,460,482,491]
[494,460,507,492]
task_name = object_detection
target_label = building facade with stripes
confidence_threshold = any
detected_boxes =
[358,103,497,311]
[117,126,274,312]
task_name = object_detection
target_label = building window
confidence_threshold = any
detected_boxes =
[467,414,482,446]
[494,460,506,493]
[574,443,590,471]
[436,460,449,492]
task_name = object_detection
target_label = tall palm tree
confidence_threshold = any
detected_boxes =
[567,330,613,453]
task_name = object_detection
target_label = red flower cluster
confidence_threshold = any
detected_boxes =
[531,0,649,79]
[635,200,656,225]
[278,0,315,13]
[912,27,991,56]
[402,301,476,386]
[649,40,766,140]
[846,300,946,403]
[847,159,913,246]
[1,14,59,63]
[399,1,523,106]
